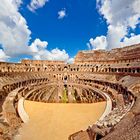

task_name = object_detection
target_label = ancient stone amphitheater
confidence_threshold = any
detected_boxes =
[0,44,140,140]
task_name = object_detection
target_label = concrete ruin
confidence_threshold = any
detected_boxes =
[0,43,140,140]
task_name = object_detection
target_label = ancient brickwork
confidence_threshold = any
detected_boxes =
[0,44,139,140]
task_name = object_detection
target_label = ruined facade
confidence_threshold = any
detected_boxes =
[0,43,140,140]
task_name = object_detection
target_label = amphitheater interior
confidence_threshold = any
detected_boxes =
[0,44,140,140]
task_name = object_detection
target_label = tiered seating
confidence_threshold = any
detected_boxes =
[97,102,133,127]
[0,44,139,140]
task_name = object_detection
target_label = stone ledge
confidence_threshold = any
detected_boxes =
[18,97,29,123]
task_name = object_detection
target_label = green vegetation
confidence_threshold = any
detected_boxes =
[62,88,68,103]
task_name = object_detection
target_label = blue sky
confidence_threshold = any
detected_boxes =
[20,0,107,58]
[0,0,140,62]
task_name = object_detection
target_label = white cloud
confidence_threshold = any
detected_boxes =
[98,0,140,28]
[88,0,140,50]
[106,25,127,49]
[87,43,91,50]
[58,9,66,19]
[88,36,107,50]
[0,0,72,63]
[27,0,49,12]
[29,38,48,53]
[44,48,69,61]
[0,0,31,59]
[29,39,72,62]
[13,0,22,8]
[67,57,74,64]
[0,49,9,61]
[121,34,140,47]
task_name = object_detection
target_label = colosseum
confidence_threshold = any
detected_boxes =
[0,43,140,140]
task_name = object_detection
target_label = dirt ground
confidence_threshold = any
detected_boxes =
[18,101,106,140]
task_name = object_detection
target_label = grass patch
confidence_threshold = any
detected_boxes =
[62,88,68,103]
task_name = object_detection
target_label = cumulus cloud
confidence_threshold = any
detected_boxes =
[121,34,140,47]
[0,49,10,61]
[0,0,31,59]
[27,0,49,12]
[43,48,69,61]
[29,38,48,53]
[87,36,107,50]
[0,0,72,63]
[98,0,140,28]
[88,0,140,50]
[13,0,22,8]
[106,25,127,49]
[29,39,72,62]
[67,57,74,64]
[58,9,66,19]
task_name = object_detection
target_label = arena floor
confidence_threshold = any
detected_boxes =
[19,101,106,140]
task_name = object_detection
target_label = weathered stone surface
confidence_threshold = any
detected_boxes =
[0,43,139,139]
[69,131,90,140]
